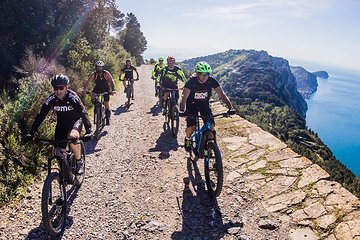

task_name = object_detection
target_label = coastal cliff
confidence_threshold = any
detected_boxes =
[290,66,318,99]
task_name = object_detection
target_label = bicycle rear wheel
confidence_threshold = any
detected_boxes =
[74,140,86,186]
[41,172,67,236]
[171,104,180,137]
[204,140,223,197]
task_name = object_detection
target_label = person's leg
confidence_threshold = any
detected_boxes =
[69,129,81,159]
[103,93,111,125]
[162,91,170,114]
[184,108,197,152]
[68,119,84,174]
[123,79,126,92]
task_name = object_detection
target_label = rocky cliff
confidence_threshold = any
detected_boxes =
[290,66,318,99]
[312,71,329,79]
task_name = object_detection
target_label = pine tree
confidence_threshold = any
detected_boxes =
[118,13,147,64]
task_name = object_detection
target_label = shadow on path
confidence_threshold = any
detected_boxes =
[113,103,134,115]
[171,158,242,239]
[148,126,179,154]
[147,103,162,117]
[83,130,108,154]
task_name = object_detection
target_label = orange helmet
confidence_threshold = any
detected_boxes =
[167,56,175,64]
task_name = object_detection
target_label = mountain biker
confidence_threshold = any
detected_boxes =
[27,74,92,174]
[84,60,115,125]
[151,57,166,96]
[160,56,187,115]
[179,61,234,152]
[119,59,139,100]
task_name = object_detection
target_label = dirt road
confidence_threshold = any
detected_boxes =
[0,65,249,240]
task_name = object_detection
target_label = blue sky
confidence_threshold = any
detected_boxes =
[115,0,360,72]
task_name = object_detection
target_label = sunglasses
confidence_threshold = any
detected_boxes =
[199,73,210,77]
[54,86,65,91]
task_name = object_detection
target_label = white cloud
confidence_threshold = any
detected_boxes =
[183,0,335,22]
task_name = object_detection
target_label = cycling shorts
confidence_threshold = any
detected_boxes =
[92,88,110,102]
[55,118,83,148]
[185,104,214,127]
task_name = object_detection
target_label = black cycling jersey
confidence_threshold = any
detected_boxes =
[121,65,137,80]
[184,76,220,106]
[30,89,92,136]
[184,76,220,127]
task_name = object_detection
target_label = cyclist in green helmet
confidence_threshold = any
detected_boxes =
[179,61,234,152]
[151,57,166,96]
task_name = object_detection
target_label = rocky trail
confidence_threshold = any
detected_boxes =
[1,65,359,240]
[0,66,249,240]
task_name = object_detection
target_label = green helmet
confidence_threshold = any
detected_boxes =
[195,61,212,73]
[158,57,164,61]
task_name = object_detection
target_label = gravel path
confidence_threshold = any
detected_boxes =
[0,66,245,240]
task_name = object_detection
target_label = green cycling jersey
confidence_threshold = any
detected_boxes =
[151,62,166,82]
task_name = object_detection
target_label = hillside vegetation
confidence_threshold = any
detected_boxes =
[0,0,147,206]
[182,49,360,197]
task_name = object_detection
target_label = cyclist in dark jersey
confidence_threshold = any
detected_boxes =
[120,59,139,100]
[84,61,115,125]
[28,74,92,174]
[160,56,187,114]
[179,61,233,152]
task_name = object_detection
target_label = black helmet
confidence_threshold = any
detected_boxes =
[51,74,69,87]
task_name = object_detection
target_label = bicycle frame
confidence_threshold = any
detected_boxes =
[88,92,107,139]
[92,93,106,122]
[192,116,215,159]
[162,88,180,137]
[43,140,82,184]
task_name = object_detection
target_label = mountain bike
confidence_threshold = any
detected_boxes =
[33,135,90,236]
[163,87,180,138]
[87,92,108,140]
[124,78,139,108]
[181,110,236,197]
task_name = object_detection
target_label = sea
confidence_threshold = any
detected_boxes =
[299,63,360,176]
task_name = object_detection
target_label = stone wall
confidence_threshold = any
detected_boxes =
[213,102,360,240]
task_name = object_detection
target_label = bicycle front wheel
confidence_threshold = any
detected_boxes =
[95,105,101,140]
[171,104,180,137]
[126,86,131,107]
[204,140,223,197]
[41,172,67,236]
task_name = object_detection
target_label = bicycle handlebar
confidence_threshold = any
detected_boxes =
[32,134,93,145]
[86,91,112,96]
[179,111,236,118]
[161,87,183,91]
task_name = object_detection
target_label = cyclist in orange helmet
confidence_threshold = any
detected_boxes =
[159,56,187,115]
